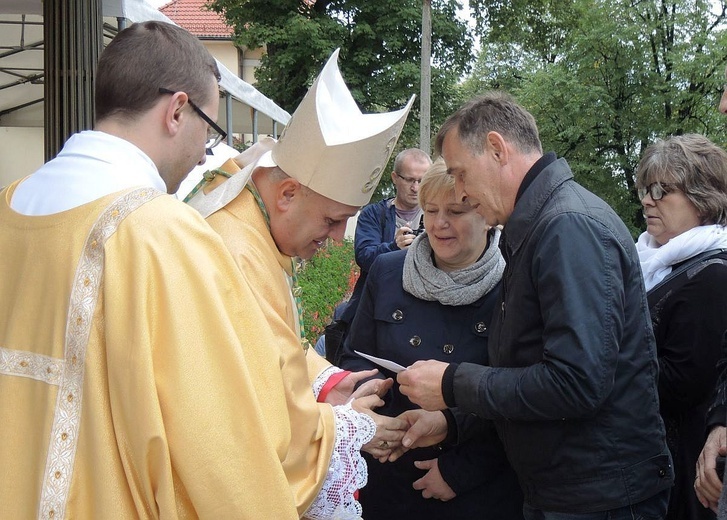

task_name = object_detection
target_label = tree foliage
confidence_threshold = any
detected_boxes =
[464,0,727,235]
[209,0,474,201]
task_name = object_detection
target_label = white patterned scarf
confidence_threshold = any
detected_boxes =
[636,224,727,291]
[402,228,505,305]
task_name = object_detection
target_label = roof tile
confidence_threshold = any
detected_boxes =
[159,0,234,39]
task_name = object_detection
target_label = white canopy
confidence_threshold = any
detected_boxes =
[0,0,290,135]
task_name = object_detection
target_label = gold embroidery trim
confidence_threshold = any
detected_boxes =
[38,188,162,520]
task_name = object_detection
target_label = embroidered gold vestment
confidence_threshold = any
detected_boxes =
[0,182,302,519]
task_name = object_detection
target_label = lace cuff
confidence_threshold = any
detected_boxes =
[303,403,376,520]
[312,365,344,400]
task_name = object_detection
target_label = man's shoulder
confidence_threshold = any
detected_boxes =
[125,191,200,219]
[559,181,630,233]
[117,193,217,241]
[360,198,392,215]
[106,193,244,280]
[204,192,280,265]
[530,184,638,262]
[530,171,623,228]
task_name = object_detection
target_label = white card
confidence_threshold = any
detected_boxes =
[354,350,407,373]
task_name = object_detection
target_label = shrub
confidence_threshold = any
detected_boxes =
[298,238,358,346]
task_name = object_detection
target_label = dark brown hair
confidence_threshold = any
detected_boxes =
[95,21,220,122]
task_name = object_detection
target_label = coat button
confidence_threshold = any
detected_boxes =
[410,336,421,347]
[442,344,454,354]
[658,468,666,477]
[392,309,404,321]
[475,322,487,333]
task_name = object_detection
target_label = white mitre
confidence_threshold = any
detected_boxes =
[187,48,414,217]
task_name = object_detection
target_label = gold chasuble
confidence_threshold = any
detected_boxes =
[0,181,304,518]
[205,185,340,515]
[204,167,333,383]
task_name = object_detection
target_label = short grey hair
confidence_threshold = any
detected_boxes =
[393,148,432,174]
[435,91,542,157]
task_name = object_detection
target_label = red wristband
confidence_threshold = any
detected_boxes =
[317,370,351,403]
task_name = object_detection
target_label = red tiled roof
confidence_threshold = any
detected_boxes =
[159,0,234,39]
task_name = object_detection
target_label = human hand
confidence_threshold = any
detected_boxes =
[352,394,407,461]
[412,458,456,501]
[324,369,381,406]
[388,409,448,462]
[350,377,393,401]
[696,426,727,511]
[395,227,416,250]
[397,360,449,411]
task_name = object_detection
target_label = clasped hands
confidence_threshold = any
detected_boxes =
[340,360,451,462]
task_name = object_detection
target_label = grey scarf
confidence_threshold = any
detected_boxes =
[402,228,505,306]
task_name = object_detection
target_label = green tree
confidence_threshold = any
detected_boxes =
[209,0,474,201]
[464,0,727,235]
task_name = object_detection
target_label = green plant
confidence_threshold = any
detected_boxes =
[297,238,358,345]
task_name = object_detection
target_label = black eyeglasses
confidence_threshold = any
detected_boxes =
[395,171,423,185]
[159,88,227,154]
[638,181,678,201]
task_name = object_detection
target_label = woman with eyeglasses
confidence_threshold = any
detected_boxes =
[636,133,727,520]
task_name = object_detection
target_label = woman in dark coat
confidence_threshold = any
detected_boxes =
[636,134,727,520]
[340,158,523,520]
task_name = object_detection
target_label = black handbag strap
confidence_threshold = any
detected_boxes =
[647,248,727,297]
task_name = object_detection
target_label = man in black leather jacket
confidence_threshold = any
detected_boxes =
[397,91,674,518]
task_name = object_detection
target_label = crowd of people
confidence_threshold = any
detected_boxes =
[2,18,727,520]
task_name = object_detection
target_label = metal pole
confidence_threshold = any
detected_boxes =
[420,0,432,155]
[225,91,233,145]
[43,0,102,160]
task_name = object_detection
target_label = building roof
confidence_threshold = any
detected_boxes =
[159,0,233,39]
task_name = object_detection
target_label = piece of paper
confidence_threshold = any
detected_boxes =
[354,350,407,373]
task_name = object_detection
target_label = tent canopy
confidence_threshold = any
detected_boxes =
[0,0,290,136]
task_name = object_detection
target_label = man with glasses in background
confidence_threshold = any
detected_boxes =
[325,148,431,363]
[0,20,309,518]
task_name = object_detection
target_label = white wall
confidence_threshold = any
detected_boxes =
[240,47,263,84]
[204,40,238,76]
[202,42,263,86]
[0,127,44,187]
